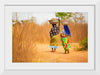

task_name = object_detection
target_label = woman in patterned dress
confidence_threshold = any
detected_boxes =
[49,18,60,52]
[60,20,71,54]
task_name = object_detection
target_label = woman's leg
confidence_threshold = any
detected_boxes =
[65,50,66,54]
[66,44,70,54]
[66,49,69,54]
[64,48,67,54]
[67,49,69,53]
[54,48,56,52]
[64,48,69,54]
[52,48,53,52]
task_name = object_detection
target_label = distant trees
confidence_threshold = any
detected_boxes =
[55,12,86,25]
[72,12,85,25]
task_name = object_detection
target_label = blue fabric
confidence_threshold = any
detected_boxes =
[50,46,58,49]
[64,25,71,36]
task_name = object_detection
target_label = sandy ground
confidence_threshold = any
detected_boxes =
[32,44,88,63]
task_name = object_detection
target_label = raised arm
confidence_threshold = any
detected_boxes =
[58,19,60,27]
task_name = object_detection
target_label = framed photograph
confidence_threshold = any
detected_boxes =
[4,5,94,70]
[1,0,98,74]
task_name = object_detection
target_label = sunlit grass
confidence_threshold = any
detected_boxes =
[12,21,88,62]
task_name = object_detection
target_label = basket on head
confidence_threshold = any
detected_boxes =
[61,19,69,25]
[48,18,59,24]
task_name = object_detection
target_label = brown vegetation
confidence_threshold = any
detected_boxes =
[12,21,88,62]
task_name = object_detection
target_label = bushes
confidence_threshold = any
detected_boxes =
[74,37,88,51]
[79,37,88,50]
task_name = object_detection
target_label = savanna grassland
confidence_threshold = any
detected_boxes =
[12,21,88,62]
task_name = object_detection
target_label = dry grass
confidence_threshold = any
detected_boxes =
[12,21,88,62]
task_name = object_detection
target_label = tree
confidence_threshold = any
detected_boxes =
[72,12,85,25]
[55,12,72,20]
[55,12,86,25]
[78,13,85,24]
[72,12,79,25]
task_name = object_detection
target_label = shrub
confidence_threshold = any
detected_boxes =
[79,37,88,50]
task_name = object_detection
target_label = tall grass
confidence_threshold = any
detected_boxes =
[12,22,38,62]
[12,21,88,62]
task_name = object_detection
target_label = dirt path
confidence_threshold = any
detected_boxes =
[32,44,88,63]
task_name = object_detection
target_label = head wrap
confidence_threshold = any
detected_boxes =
[64,25,71,36]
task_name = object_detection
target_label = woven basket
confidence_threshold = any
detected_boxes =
[49,19,59,24]
[61,19,69,25]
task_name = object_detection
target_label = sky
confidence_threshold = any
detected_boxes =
[12,12,88,25]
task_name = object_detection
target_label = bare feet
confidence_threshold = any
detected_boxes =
[65,51,66,54]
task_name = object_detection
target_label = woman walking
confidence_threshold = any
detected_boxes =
[49,18,60,52]
[60,20,71,54]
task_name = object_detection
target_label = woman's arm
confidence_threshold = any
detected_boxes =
[50,29,53,38]
[58,19,60,26]
[60,33,67,37]
[60,33,62,37]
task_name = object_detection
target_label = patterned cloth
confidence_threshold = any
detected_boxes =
[49,24,59,49]
[61,30,70,51]
[49,24,59,38]
[64,25,71,36]
[50,35,58,48]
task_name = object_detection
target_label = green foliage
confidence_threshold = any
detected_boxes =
[79,37,88,50]
[55,12,72,20]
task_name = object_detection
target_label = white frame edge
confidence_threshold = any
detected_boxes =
[0,0,98,74]
[0,1,4,74]
[5,5,95,70]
